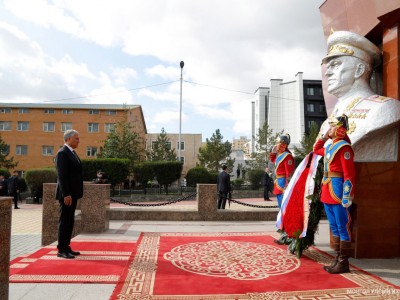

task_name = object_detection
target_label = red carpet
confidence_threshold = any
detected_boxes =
[9,240,135,283]
[111,232,398,299]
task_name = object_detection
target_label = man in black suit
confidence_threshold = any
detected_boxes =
[55,129,83,259]
[7,170,20,209]
[0,174,8,196]
[263,167,273,201]
[217,165,231,209]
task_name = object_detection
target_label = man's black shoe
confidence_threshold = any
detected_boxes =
[14,207,20,209]
[57,251,75,259]
[68,249,80,256]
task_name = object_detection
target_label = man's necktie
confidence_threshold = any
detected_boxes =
[72,150,81,163]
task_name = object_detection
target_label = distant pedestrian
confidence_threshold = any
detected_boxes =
[7,170,20,209]
[236,168,241,179]
[263,167,273,201]
[217,165,231,209]
[94,170,108,184]
[0,174,8,196]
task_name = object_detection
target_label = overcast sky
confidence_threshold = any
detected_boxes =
[0,0,327,141]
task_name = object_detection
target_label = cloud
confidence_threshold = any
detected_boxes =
[111,67,138,86]
[149,109,188,126]
[1,0,328,140]
[145,64,180,80]
[50,54,96,85]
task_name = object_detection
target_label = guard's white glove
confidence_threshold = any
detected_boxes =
[342,198,352,208]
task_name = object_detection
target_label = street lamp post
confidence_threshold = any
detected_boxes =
[178,61,184,162]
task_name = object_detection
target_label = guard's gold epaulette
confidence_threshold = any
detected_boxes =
[365,95,393,103]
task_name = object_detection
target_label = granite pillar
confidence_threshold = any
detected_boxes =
[0,197,12,300]
[42,183,61,246]
[80,183,110,232]
[197,184,218,220]
[42,183,110,246]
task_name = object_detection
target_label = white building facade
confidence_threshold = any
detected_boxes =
[251,87,269,153]
[252,72,327,152]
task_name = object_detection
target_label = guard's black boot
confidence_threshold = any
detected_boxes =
[323,236,340,272]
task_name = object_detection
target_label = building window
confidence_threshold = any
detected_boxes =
[0,108,11,113]
[16,145,28,155]
[44,108,55,114]
[42,146,54,156]
[86,146,97,157]
[89,109,99,115]
[0,121,11,131]
[17,121,29,131]
[61,122,72,132]
[319,105,326,114]
[105,110,117,116]
[306,87,314,96]
[151,141,171,150]
[62,109,73,114]
[307,120,318,129]
[104,123,115,133]
[18,108,30,114]
[177,141,185,150]
[306,103,315,113]
[0,145,10,155]
[43,122,55,132]
[179,156,185,164]
[88,123,99,132]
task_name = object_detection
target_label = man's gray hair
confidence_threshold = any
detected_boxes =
[63,129,79,141]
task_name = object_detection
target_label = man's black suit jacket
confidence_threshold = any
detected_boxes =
[217,171,231,193]
[55,145,83,201]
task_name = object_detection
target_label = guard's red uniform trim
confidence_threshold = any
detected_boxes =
[270,151,294,194]
[313,138,356,204]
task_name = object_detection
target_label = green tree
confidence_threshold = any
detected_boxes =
[24,168,57,198]
[147,128,177,161]
[246,122,282,170]
[152,161,183,194]
[198,129,233,172]
[0,134,18,169]
[293,122,320,161]
[186,167,213,187]
[98,120,144,168]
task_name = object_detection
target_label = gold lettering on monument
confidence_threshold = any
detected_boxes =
[345,97,361,112]
[347,121,356,134]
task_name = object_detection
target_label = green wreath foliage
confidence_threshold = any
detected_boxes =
[288,157,324,258]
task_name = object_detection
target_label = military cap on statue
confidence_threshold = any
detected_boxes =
[322,31,381,68]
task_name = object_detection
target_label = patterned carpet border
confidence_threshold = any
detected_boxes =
[111,232,399,300]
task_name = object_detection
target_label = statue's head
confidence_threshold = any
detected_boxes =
[322,31,381,68]
[322,31,381,96]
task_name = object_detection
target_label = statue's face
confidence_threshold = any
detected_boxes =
[324,56,357,96]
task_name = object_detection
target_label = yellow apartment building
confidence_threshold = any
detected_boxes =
[232,136,250,151]
[0,103,147,173]
[146,133,202,176]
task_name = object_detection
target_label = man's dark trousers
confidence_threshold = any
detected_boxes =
[217,192,228,209]
[57,198,78,252]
